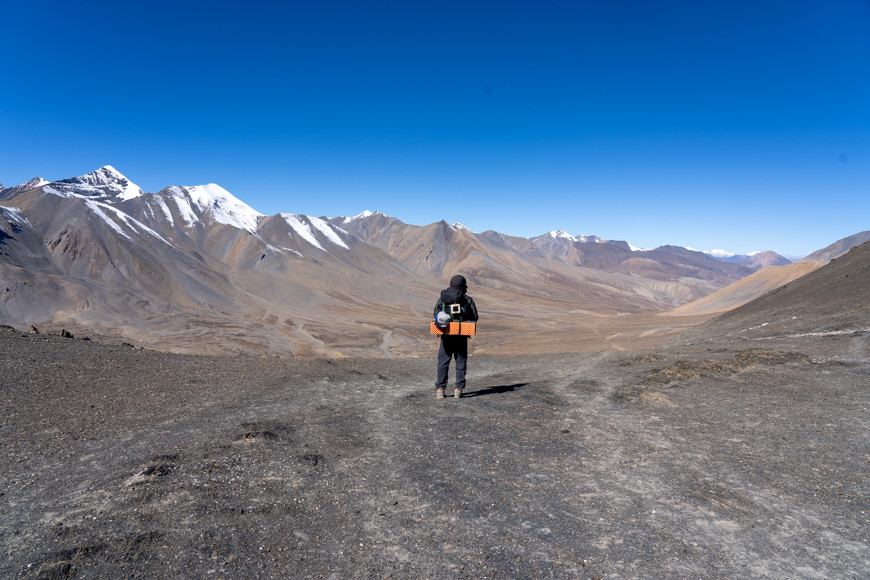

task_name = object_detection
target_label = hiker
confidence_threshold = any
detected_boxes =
[434,274,479,399]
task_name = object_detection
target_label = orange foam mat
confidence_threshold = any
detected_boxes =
[430,321,476,336]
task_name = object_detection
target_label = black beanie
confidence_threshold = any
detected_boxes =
[450,275,467,289]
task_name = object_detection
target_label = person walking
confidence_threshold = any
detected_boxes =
[434,275,479,399]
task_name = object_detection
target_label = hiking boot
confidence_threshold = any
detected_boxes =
[436,388,445,399]
[454,388,462,399]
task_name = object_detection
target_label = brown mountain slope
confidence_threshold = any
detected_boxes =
[802,230,870,264]
[666,230,870,317]
[664,260,821,316]
[691,239,870,341]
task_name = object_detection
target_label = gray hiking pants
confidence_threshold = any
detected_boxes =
[435,336,468,390]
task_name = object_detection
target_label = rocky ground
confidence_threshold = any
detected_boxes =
[1,325,869,579]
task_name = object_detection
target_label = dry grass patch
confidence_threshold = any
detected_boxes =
[642,348,811,386]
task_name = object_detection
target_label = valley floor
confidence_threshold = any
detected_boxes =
[1,326,868,578]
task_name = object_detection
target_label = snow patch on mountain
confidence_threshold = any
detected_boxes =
[85,201,134,242]
[166,184,262,232]
[0,205,32,226]
[284,215,324,250]
[310,216,350,249]
[704,249,766,263]
[262,242,304,258]
[104,204,172,245]
[545,230,603,243]
[151,195,174,223]
[42,186,64,198]
[4,177,50,194]
[280,214,350,251]
[281,214,324,250]
[85,200,172,245]
[342,210,376,223]
[548,229,576,241]
[169,194,200,228]
[451,222,475,233]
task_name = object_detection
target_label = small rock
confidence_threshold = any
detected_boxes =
[29,325,40,334]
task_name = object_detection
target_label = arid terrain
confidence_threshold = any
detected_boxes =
[2,168,809,359]
[2,311,868,579]
[3,192,869,577]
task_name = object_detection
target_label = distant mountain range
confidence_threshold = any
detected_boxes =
[329,211,791,272]
[0,166,862,357]
[703,248,792,269]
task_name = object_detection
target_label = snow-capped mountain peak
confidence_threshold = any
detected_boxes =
[0,177,50,196]
[165,183,263,232]
[16,177,49,191]
[451,222,475,233]
[704,249,763,258]
[548,229,576,242]
[45,165,144,201]
[342,210,375,224]
[544,230,603,244]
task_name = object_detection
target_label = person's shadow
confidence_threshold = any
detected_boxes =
[463,383,527,397]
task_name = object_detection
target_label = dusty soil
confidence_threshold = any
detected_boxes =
[2,325,869,579]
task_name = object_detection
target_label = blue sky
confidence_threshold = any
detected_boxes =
[2,1,868,257]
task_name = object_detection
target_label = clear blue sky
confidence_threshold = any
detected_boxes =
[2,1,868,257]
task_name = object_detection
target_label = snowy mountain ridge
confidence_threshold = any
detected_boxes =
[340,210,378,224]
[165,184,263,232]
[1,166,354,255]
[44,165,143,201]
[2,168,787,264]
[544,229,604,244]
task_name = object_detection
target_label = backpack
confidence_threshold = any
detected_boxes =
[437,288,471,322]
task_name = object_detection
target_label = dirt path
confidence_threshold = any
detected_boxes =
[1,328,869,578]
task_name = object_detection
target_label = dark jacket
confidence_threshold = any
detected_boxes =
[434,287,479,322]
